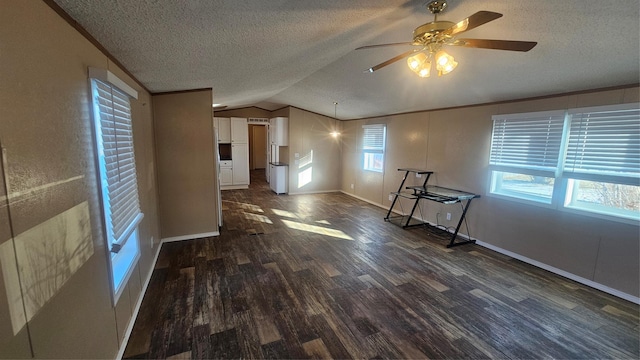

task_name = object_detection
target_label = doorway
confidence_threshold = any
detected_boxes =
[248,124,268,181]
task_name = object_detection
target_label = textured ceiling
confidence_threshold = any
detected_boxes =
[54,0,640,119]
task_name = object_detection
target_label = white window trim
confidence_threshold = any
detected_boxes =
[88,67,138,99]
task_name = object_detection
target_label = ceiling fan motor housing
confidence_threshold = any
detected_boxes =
[412,21,454,45]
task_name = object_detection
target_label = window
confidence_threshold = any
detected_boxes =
[89,68,144,302]
[563,104,640,220]
[363,124,386,172]
[488,103,640,222]
[489,110,565,204]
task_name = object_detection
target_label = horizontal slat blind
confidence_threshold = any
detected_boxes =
[490,111,565,172]
[94,79,142,249]
[564,106,640,182]
[363,125,386,153]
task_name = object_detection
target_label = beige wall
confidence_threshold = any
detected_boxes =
[341,86,640,298]
[153,90,219,239]
[270,107,291,118]
[287,107,342,194]
[0,1,161,358]
[214,106,271,118]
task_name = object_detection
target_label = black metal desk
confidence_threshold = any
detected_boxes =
[407,185,480,248]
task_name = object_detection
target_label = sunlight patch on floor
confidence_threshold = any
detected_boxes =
[243,212,273,224]
[282,219,353,241]
[224,200,264,213]
[271,208,301,219]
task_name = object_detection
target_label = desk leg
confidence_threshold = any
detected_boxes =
[403,197,423,228]
[385,170,409,221]
[447,198,476,248]
[400,173,431,227]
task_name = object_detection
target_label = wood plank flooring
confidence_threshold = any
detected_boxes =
[124,170,639,359]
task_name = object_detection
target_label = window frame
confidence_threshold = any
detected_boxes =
[88,68,144,304]
[487,103,640,225]
[488,110,566,206]
[362,124,386,173]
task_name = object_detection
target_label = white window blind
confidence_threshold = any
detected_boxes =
[363,124,386,153]
[490,111,565,174]
[564,104,640,185]
[92,79,143,252]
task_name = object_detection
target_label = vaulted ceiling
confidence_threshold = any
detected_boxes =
[54,0,640,119]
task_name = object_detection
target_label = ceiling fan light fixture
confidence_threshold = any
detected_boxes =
[435,50,457,76]
[407,52,432,77]
[407,52,428,71]
[417,64,432,78]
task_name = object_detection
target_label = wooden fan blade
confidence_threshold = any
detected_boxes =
[356,42,416,50]
[451,39,537,52]
[443,11,503,37]
[365,49,419,73]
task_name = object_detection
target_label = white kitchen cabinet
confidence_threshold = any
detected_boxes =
[269,117,288,146]
[269,163,288,194]
[220,167,233,186]
[218,117,249,189]
[231,143,249,185]
[231,117,248,143]
[216,117,231,143]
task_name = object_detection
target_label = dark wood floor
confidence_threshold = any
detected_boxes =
[124,170,639,359]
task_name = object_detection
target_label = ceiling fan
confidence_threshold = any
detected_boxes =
[358,0,537,77]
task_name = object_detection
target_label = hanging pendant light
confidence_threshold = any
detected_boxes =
[331,102,340,137]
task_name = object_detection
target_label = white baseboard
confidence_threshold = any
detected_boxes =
[339,190,639,304]
[339,191,386,209]
[116,240,163,360]
[221,184,249,190]
[161,231,220,243]
[288,189,341,195]
[475,240,640,305]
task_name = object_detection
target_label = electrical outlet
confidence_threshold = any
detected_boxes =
[350,183,354,189]
[389,194,394,201]
[416,173,422,178]
[446,213,451,221]
[295,153,299,158]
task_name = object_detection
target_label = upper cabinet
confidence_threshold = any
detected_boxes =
[231,117,248,143]
[215,117,231,143]
[270,117,288,146]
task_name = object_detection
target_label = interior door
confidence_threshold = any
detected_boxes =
[252,126,267,169]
